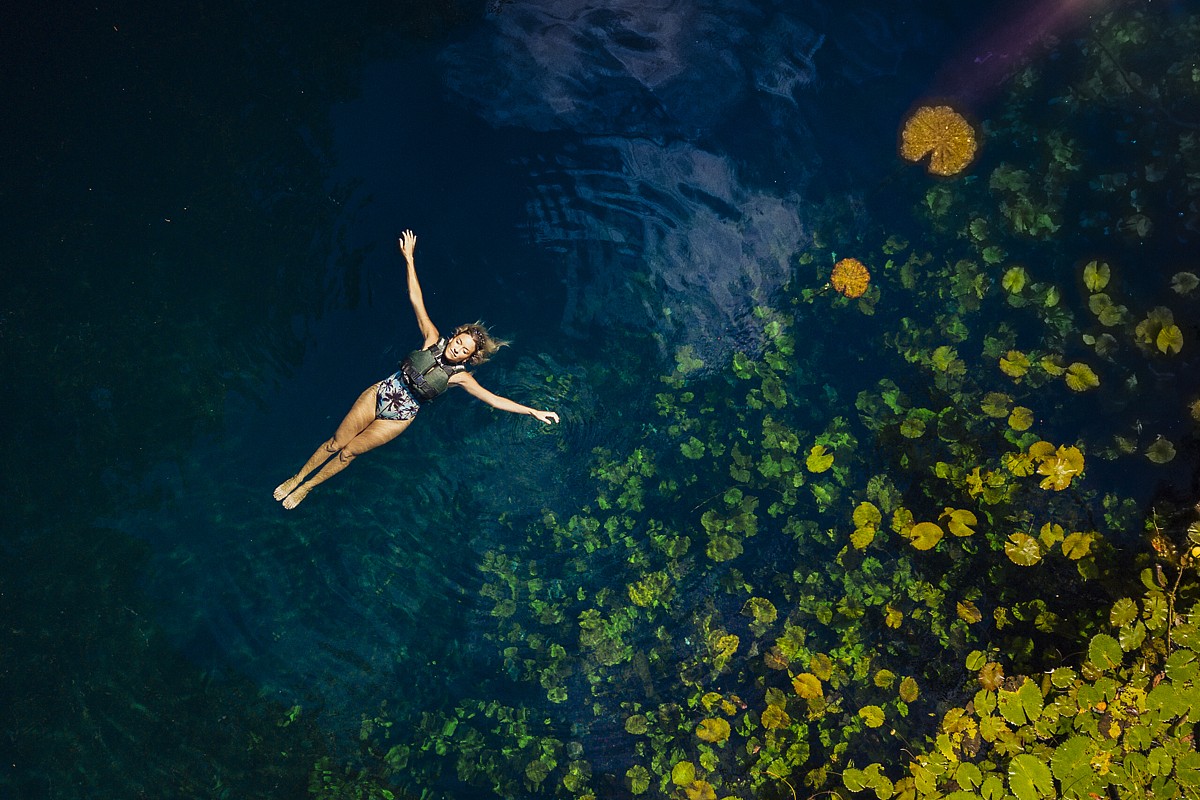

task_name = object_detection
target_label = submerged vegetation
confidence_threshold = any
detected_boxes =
[327,5,1200,799]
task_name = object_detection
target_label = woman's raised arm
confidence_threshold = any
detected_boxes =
[452,372,560,424]
[399,230,439,346]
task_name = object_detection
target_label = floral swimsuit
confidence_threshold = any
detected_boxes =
[375,372,421,421]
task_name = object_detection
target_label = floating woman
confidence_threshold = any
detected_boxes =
[273,229,560,509]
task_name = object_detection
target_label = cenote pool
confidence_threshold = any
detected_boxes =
[5,1,1200,798]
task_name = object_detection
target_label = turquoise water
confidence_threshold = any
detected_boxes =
[5,1,1199,798]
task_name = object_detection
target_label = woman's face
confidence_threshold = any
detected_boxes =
[444,332,478,364]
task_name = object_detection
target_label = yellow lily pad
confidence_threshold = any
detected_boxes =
[941,507,978,537]
[1002,450,1035,476]
[885,605,904,629]
[1062,531,1094,559]
[1083,260,1110,291]
[761,704,790,729]
[792,672,823,699]
[850,526,876,550]
[1039,522,1065,547]
[1157,324,1183,355]
[957,600,982,623]
[1064,362,1099,392]
[1008,406,1034,431]
[909,521,944,550]
[852,501,882,528]
[695,718,730,743]
[999,350,1031,379]
[672,761,696,786]
[1004,532,1043,566]
[858,705,885,728]
[1039,354,1066,376]
[805,445,834,473]
[1002,267,1027,293]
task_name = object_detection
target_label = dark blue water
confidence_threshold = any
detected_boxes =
[5,1,1199,798]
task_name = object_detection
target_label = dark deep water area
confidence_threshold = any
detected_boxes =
[5,1,1200,798]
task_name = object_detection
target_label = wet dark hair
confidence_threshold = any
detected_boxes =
[452,321,508,366]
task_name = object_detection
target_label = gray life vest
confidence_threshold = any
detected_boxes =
[400,338,467,402]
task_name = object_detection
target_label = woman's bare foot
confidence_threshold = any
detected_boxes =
[274,476,301,501]
[282,485,310,510]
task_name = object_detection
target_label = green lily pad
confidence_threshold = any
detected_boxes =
[955,762,982,790]
[1003,267,1027,293]
[998,678,1042,725]
[627,765,651,795]
[1050,735,1103,798]
[1146,437,1177,464]
[1008,754,1054,800]
[1119,621,1146,652]
[1088,633,1122,671]
[858,705,885,728]
[1171,271,1199,295]
[671,761,696,786]
[981,391,1013,418]
[1109,597,1137,627]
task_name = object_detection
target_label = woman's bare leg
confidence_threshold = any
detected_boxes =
[282,418,412,509]
[275,385,380,501]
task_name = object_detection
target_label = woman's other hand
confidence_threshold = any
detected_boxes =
[532,410,560,425]
[399,229,417,263]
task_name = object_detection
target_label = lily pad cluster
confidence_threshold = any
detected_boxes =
[330,5,1200,799]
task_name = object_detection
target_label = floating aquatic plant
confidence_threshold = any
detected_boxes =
[345,10,1200,799]
[1008,406,1034,431]
[1082,259,1111,291]
[1028,441,1085,491]
[900,105,978,176]
[1146,436,1176,464]
[805,444,834,473]
[695,718,730,744]
[1064,361,1100,391]
[1001,266,1027,294]
[1171,271,1199,294]
[1157,323,1183,355]
[830,257,871,299]
[999,350,1031,380]
[907,521,944,551]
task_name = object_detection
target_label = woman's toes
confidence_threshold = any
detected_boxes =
[282,487,308,510]
[273,478,297,500]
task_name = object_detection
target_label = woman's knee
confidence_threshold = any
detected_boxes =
[323,438,342,454]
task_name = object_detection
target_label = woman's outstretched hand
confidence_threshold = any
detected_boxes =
[398,229,417,263]
[532,410,560,425]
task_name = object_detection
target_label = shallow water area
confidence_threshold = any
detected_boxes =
[5,1,1200,798]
